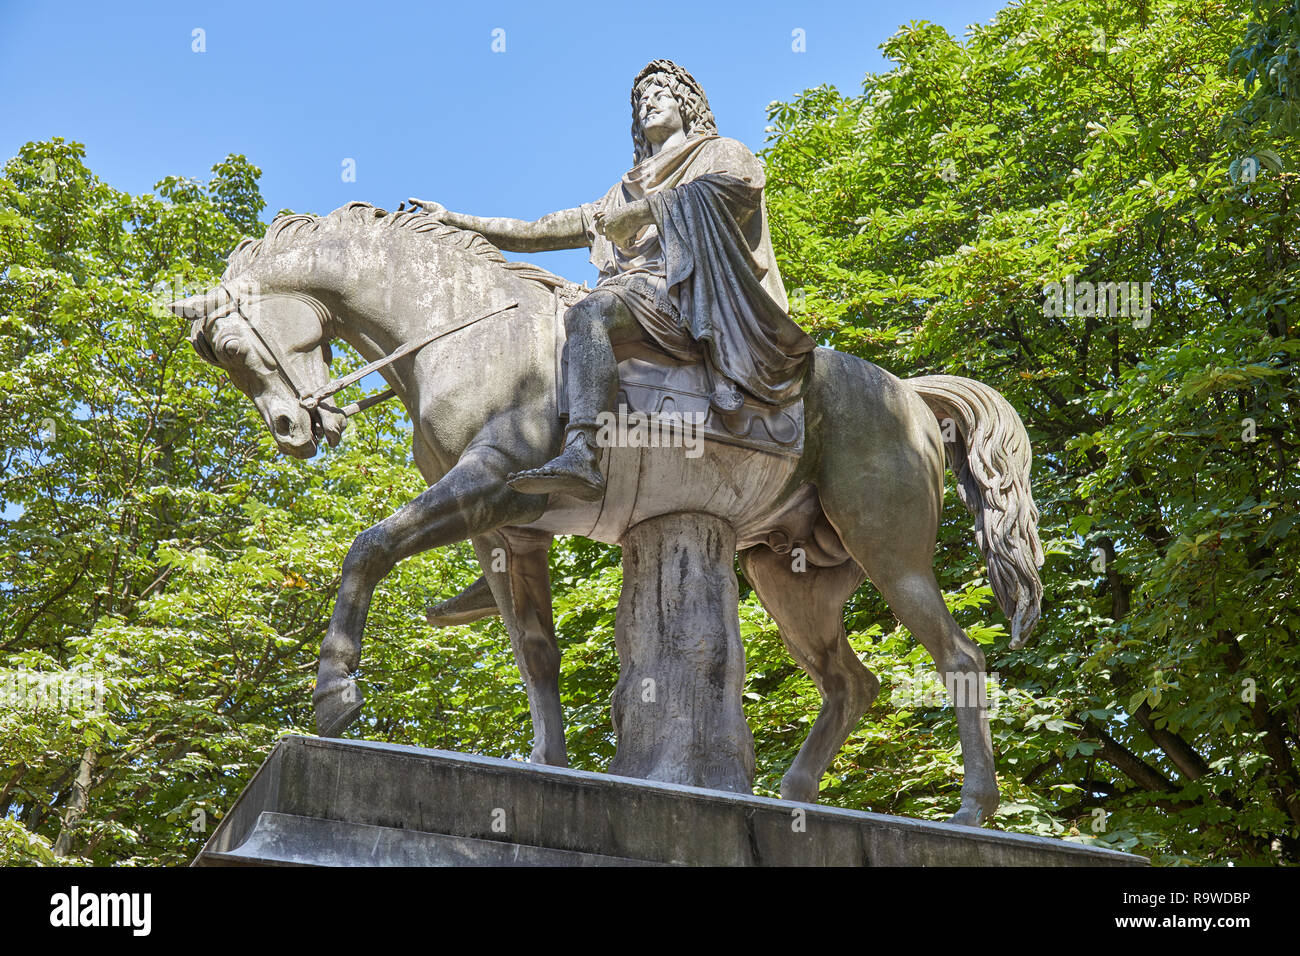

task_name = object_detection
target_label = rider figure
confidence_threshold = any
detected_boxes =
[410,59,815,501]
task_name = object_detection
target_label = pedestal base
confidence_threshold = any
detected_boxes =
[193,736,1148,867]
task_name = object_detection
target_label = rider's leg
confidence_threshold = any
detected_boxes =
[506,292,641,499]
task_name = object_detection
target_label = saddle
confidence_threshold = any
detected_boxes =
[550,283,805,459]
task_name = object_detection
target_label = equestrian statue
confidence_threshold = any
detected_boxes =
[170,60,1044,826]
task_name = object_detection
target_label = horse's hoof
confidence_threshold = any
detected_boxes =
[780,770,819,804]
[530,746,569,768]
[425,575,500,626]
[947,802,990,827]
[314,680,363,737]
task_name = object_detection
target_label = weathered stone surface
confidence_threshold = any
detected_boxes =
[201,812,657,867]
[194,736,1148,867]
[610,512,753,793]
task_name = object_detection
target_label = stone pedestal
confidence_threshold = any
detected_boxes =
[609,512,754,793]
[193,736,1150,866]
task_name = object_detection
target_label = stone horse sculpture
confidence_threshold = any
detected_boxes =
[171,201,1044,826]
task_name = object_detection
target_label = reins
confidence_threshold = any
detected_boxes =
[223,295,518,421]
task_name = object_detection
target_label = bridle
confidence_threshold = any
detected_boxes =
[211,289,517,431]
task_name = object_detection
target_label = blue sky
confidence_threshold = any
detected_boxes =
[1,0,1006,280]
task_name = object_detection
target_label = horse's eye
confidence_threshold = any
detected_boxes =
[221,339,245,358]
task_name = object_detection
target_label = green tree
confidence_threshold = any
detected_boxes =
[1228,0,1300,141]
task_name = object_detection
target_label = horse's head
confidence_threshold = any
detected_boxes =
[170,282,347,458]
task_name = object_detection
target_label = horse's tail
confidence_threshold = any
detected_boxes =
[907,375,1045,649]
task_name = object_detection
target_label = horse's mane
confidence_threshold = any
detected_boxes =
[222,201,576,292]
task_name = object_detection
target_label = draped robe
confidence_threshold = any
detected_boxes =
[579,134,815,406]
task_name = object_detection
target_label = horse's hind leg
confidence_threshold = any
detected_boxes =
[823,498,999,825]
[472,528,567,767]
[817,381,998,825]
[740,547,876,803]
[874,561,996,825]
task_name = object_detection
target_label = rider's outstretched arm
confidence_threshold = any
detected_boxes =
[410,201,588,253]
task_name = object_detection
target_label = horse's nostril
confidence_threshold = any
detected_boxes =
[274,413,294,437]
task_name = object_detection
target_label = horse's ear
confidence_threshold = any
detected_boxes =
[163,293,207,364]
[165,288,229,365]
[166,293,209,320]
[165,285,230,320]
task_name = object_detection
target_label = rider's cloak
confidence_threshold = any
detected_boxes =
[580,134,815,406]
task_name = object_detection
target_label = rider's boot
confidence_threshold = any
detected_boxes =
[507,307,615,500]
[507,423,606,500]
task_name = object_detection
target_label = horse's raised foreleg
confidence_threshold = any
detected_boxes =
[470,528,567,766]
[314,445,548,737]
[740,547,875,803]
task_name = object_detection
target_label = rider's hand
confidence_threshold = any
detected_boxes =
[407,197,447,219]
[599,202,649,248]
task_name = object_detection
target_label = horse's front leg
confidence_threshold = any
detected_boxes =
[314,446,547,736]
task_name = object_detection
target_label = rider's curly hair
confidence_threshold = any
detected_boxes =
[630,60,717,165]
